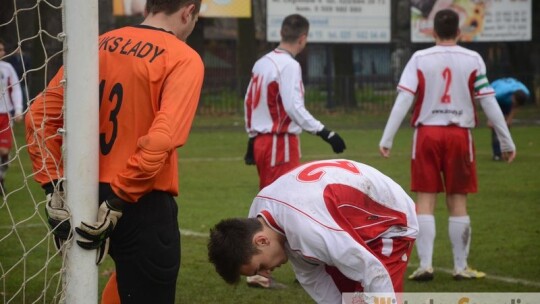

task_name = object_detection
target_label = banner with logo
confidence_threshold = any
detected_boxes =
[411,0,532,42]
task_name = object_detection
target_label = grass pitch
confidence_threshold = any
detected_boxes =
[1,106,539,303]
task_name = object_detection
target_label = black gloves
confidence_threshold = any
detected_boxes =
[75,195,126,264]
[244,137,255,165]
[317,128,346,153]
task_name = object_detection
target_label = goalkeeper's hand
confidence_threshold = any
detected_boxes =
[317,128,346,153]
[75,195,126,265]
[244,137,256,165]
[44,189,72,250]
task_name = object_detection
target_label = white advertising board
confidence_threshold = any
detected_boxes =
[411,0,532,42]
[267,0,391,43]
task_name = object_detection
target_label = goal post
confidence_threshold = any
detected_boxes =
[63,0,99,303]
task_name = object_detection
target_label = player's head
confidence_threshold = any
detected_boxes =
[280,14,309,47]
[145,0,201,41]
[208,217,288,284]
[513,90,528,106]
[145,0,201,15]
[433,9,460,40]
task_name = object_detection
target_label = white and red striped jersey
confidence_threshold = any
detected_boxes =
[380,44,515,152]
[399,45,493,127]
[244,49,324,137]
[248,159,418,303]
[0,61,22,115]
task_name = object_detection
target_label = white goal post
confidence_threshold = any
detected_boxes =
[63,0,99,303]
[0,0,99,303]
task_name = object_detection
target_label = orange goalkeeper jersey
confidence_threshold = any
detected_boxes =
[25,25,204,202]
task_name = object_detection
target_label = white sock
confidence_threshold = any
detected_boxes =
[416,214,435,270]
[449,216,471,272]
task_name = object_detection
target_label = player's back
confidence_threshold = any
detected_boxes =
[250,159,418,243]
[97,25,202,192]
[404,45,490,127]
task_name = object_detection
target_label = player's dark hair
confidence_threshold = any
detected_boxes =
[513,90,528,106]
[208,218,263,284]
[146,0,201,16]
[434,9,459,40]
[281,14,309,43]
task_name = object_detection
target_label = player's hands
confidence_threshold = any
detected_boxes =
[44,189,72,250]
[502,150,516,163]
[75,196,126,264]
[244,137,255,165]
[317,128,346,153]
[379,146,391,158]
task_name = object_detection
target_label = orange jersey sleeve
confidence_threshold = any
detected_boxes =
[25,67,65,186]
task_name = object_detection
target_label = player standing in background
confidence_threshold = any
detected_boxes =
[379,9,516,281]
[0,38,23,194]
[208,159,418,303]
[243,14,346,191]
[489,78,529,161]
[25,1,203,303]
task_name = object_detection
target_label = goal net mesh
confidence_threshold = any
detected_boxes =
[1,0,70,303]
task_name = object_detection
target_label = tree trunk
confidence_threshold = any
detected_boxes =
[332,44,356,108]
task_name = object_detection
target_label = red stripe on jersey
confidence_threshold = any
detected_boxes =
[267,81,291,134]
[323,184,408,242]
[468,71,478,126]
[411,69,425,126]
[245,74,262,129]
[259,210,285,234]
[397,85,415,95]
[255,195,344,232]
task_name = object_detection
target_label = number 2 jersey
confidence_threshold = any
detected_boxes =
[25,25,204,202]
[399,44,494,127]
[248,159,418,302]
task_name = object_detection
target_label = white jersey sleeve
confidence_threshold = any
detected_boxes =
[244,50,323,136]
[0,61,23,115]
[248,159,418,302]
[479,95,516,152]
[379,90,415,149]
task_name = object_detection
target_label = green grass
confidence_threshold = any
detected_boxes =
[1,105,539,303]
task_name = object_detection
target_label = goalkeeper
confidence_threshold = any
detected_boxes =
[25,1,204,303]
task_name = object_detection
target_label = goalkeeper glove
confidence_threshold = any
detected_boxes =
[317,128,346,153]
[43,181,71,250]
[244,137,255,165]
[75,195,126,265]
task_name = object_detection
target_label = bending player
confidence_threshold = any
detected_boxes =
[208,159,418,303]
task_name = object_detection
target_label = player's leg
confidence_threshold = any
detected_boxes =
[491,127,501,160]
[0,114,13,193]
[110,191,180,303]
[443,127,484,279]
[101,272,120,304]
[254,134,300,190]
[409,127,444,281]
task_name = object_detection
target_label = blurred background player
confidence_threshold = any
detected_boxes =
[379,9,516,281]
[208,159,418,303]
[242,13,346,288]
[489,77,529,161]
[0,38,23,193]
[25,1,204,303]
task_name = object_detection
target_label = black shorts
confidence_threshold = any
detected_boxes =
[100,184,180,303]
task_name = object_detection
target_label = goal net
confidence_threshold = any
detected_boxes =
[0,1,99,303]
